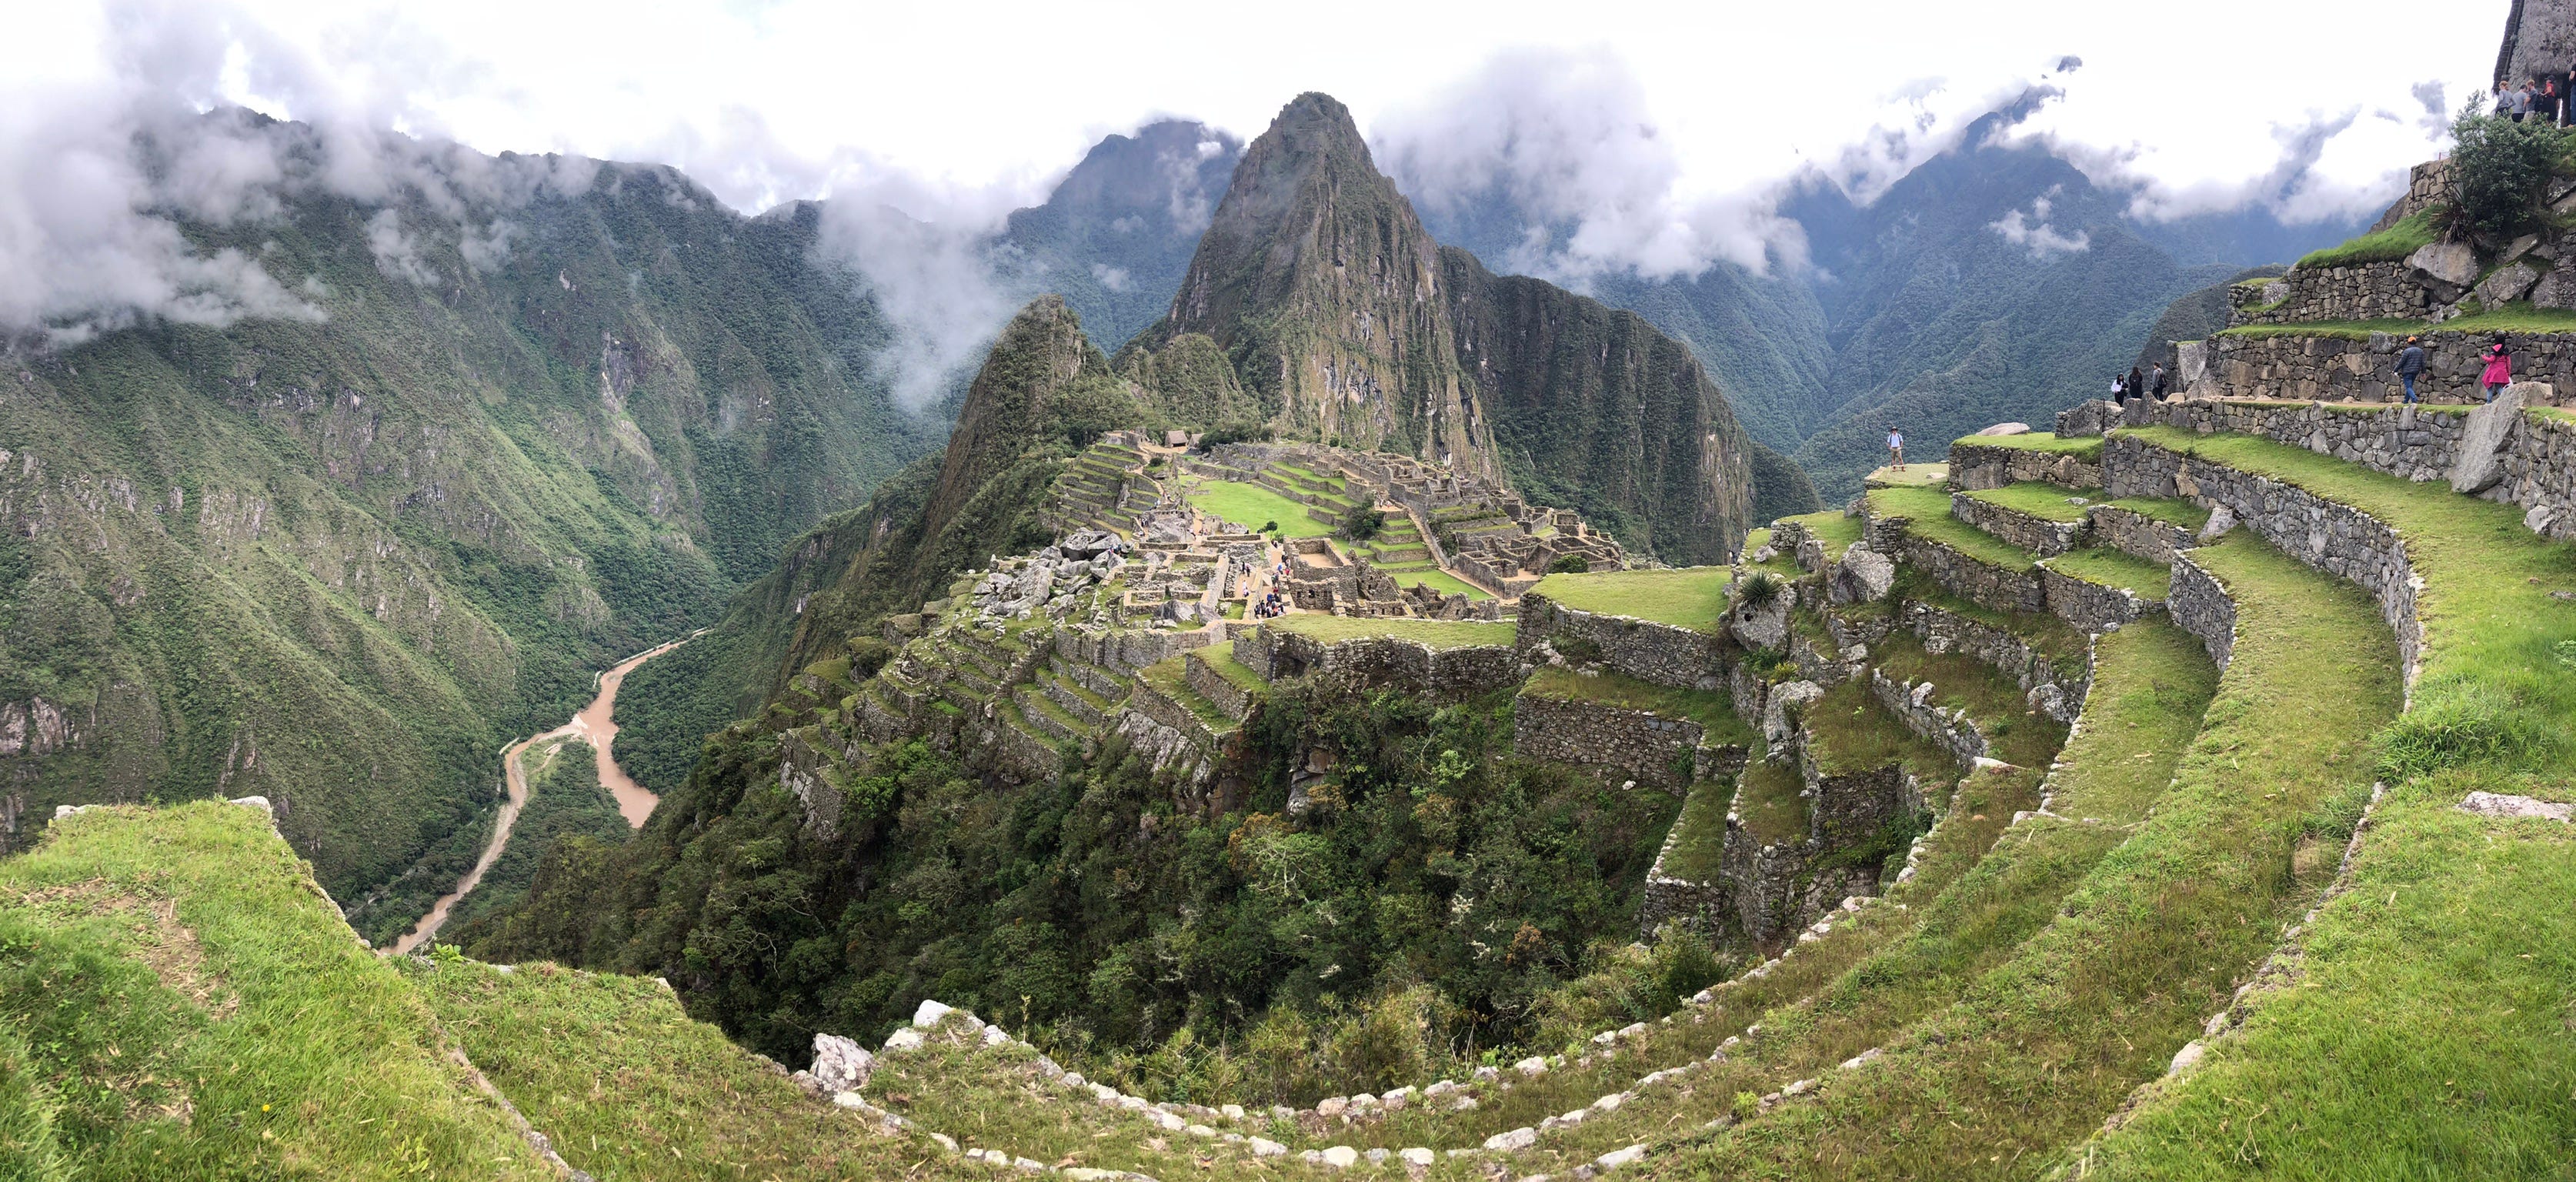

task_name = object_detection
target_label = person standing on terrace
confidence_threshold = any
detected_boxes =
[1887,428,1905,472]
[2395,336,2426,404]
[2481,337,2513,403]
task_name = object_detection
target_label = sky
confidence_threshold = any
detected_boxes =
[0,0,2516,359]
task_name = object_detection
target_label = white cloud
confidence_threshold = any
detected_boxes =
[365,209,437,285]
[1091,263,1133,292]
[1989,209,2091,259]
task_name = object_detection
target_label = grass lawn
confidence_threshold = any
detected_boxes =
[2082,426,2576,1176]
[2294,210,2436,270]
[1265,615,1516,650]
[1530,566,1733,633]
[1385,567,1491,600]
[1677,533,2399,1178]
[1522,665,1757,748]
[1779,511,1864,563]
[411,959,925,1180]
[1138,656,1238,731]
[1867,630,2070,770]
[1865,463,1948,488]
[1805,678,1961,781]
[1962,482,2102,523]
[2214,318,2430,342]
[1947,432,2104,458]
[2044,545,2174,600]
[2098,495,2211,531]
[1188,645,1270,695]
[0,803,552,1180]
[1186,479,1332,536]
[1867,485,2043,573]
[1731,756,1812,849]
[1660,780,1735,883]
[2433,300,2576,335]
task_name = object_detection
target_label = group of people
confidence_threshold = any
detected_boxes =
[2495,74,2573,125]
[1250,556,1291,619]
[2112,362,2171,403]
[2394,335,2520,405]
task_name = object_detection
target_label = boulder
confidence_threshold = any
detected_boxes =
[2177,340,2211,388]
[2197,505,2237,544]
[1828,546,1897,605]
[1727,594,1790,651]
[1762,680,1824,750]
[2471,262,2541,308]
[2535,266,2576,311]
[2451,383,2531,494]
[912,998,956,1027]
[2456,791,2573,822]
[2407,241,2480,289]
[809,1033,875,1093]
[1973,422,2030,436]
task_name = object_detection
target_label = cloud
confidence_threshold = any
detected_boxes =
[1372,47,1803,285]
[1988,201,2090,259]
[1090,263,1133,292]
[813,180,1027,413]
[365,209,438,285]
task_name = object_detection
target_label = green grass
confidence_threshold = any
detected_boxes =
[1137,656,1238,732]
[2434,300,2576,335]
[1867,631,2071,770]
[2044,546,2174,601]
[1780,512,1864,563]
[1660,780,1736,883]
[1384,567,1491,600]
[1948,432,2104,458]
[1804,679,1961,781]
[1867,485,2044,573]
[2294,210,2438,270]
[2214,318,2428,342]
[1669,533,2399,1178]
[1890,569,2092,681]
[410,959,926,1180]
[1865,463,1949,488]
[1187,646,1270,696]
[1962,482,2102,524]
[1732,756,1813,849]
[1521,665,1758,749]
[1185,479,1333,536]
[2077,427,2576,1177]
[1529,566,1733,633]
[2098,496,2212,531]
[0,803,551,1179]
[1264,615,1516,650]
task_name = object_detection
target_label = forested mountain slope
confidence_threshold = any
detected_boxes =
[0,115,943,943]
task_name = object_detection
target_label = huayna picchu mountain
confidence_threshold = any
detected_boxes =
[1119,94,1813,564]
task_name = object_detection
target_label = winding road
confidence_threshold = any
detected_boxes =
[387,634,693,954]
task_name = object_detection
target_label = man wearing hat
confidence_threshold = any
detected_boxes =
[2394,336,2426,404]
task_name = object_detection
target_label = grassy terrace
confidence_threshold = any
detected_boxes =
[1867,629,2070,770]
[1521,665,1757,749]
[2080,427,2576,1176]
[1660,779,1735,882]
[1949,431,2104,458]
[2294,209,2434,270]
[1805,678,1962,781]
[0,804,552,1180]
[1962,481,2101,523]
[1264,614,1515,650]
[2045,545,2174,600]
[1778,510,1864,563]
[1467,622,2214,1178]
[2098,494,2211,531]
[2215,302,2576,341]
[1732,755,1813,848]
[1384,566,1490,600]
[1184,479,1332,536]
[1865,463,1948,489]
[1867,484,2044,572]
[1529,566,1733,633]
[412,960,923,1180]
[1186,644,1268,696]
[1137,656,1238,732]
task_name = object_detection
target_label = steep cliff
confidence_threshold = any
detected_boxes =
[1123,92,1792,563]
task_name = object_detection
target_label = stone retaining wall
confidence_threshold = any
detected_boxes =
[2040,566,2161,633]
[1887,532,2047,617]
[1950,492,2086,556]
[1720,823,1876,950]
[1513,593,1730,690]
[1512,692,1714,792]
[2198,331,2576,406]
[1240,627,1523,700]
[2118,395,2576,541]
[2089,505,2197,564]
[2167,549,2237,671]
[1867,668,1987,767]
[1948,441,2105,491]
[1898,600,2091,724]
[1638,871,1729,939]
[2227,262,2431,326]
[2105,435,2424,686]
[1184,655,1256,720]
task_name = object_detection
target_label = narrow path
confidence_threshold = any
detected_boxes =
[387,634,694,954]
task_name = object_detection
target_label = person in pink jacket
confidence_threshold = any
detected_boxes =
[2481,337,2514,403]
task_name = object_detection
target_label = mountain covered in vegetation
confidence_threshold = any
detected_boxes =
[0,119,948,943]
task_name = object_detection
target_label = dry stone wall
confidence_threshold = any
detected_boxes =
[1236,627,1523,700]
[2198,330,2576,406]
[1950,492,2085,556]
[2167,549,2237,671]
[1884,530,2047,617]
[1948,441,2104,491]
[2040,566,2161,633]
[1510,691,1733,793]
[2089,506,2197,563]
[1513,593,1730,690]
[2227,262,2431,326]
[1868,668,1987,767]
[2105,435,2425,686]
[1898,600,2091,725]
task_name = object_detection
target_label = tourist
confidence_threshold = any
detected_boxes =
[2126,366,2147,406]
[1887,428,1905,472]
[2514,80,2537,121]
[2111,372,2128,403]
[2545,76,2565,125]
[2481,337,2513,402]
[2497,82,2514,117]
[2394,336,2426,404]
[2149,362,2170,400]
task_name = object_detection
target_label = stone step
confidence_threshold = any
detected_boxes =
[1014,685,1087,745]
[1040,666,1111,726]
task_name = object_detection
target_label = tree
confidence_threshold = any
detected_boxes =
[1547,554,1591,575]
[1336,506,1385,543]
[2448,100,2567,241]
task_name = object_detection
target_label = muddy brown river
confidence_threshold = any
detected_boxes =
[387,635,691,954]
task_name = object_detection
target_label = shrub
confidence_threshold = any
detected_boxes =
[1547,553,1591,575]
[1337,506,1386,543]
[1736,571,1784,610]
[2448,101,2568,240]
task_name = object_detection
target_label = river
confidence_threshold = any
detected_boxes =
[386,634,692,955]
